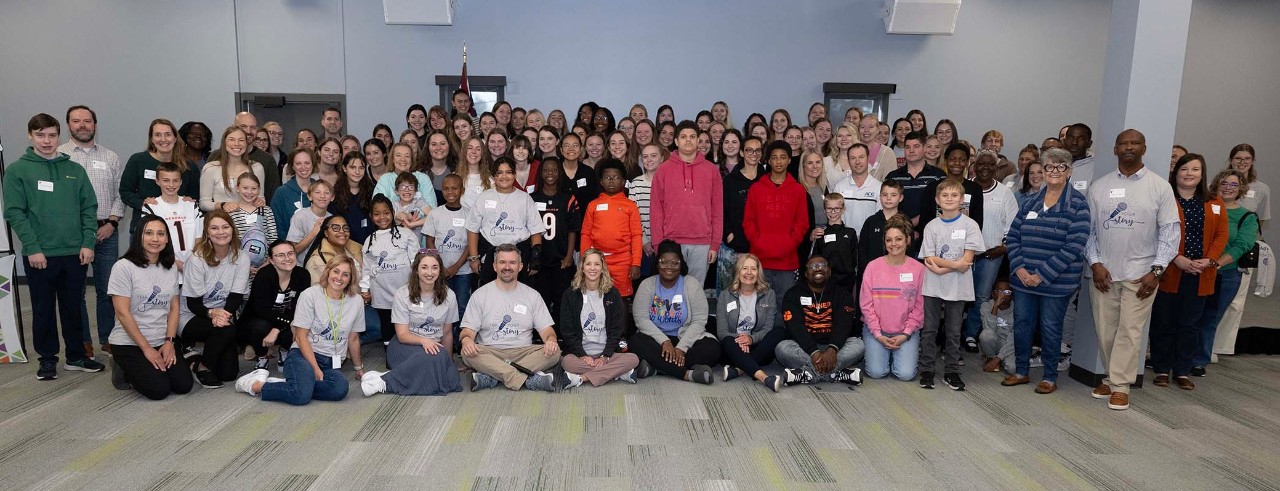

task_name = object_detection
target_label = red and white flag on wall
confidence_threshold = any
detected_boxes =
[460,44,475,117]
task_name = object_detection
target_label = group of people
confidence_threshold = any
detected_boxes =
[4,96,1267,411]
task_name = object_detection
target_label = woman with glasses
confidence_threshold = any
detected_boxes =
[242,240,311,372]
[304,215,363,285]
[629,240,719,384]
[1195,170,1257,376]
[1212,144,1268,361]
[1003,148,1091,394]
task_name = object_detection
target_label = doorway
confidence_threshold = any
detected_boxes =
[235,92,347,148]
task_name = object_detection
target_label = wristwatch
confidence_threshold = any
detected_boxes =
[1150,265,1165,277]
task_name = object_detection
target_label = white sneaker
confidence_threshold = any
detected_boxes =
[563,372,584,390]
[235,369,269,396]
[1057,353,1072,372]
[615,369,637,384]
[361,370,387,397]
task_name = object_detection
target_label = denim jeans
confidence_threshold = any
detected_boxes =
[762,269,797,328]
[81,229,119,345]
[26,255,89,364]
[1194,268,1242,367]
[259,348,349,405]
[359,304,382,345]
[447,273,473,349]
[1150,274,1208,377]
[964,255,1002,339]
[775,337,865,374]
[862,326,919,381]
[1013,290,1070,382]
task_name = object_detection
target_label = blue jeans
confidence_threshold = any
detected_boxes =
[1012,291,1070,381]
[359,304,382,344]
[862,325,919,381]
[1194,268,1242,367]
[82,229,119,345]
[260,348,349,405]
[964,255,1002,339]
[26,255,88,364]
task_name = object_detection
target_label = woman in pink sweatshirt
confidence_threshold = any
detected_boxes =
[859,215,925,381]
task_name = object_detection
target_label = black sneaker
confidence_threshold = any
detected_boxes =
[255,357,270,371]
[64,358,105,373]
[635,359,656,379]
[721,365,740,382]
[688,365,714,385]
[833,367,863,386]
[1190,366,1207,377]
[964,337,979,353]
[763,374,783,393]
[943,372,966,391]
[919,371,935,389]
[110,357,131,390]
[195,369,223,389]
[36,360,57,381]
[783,368,814,386]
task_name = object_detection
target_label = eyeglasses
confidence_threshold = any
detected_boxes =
[328,224,351,232]
[1231,157,1254,163]
[1219,182,1240,189]
[601,175,623,181]
[824,207,843,212]
[997,289,1012,295]
[807,262,828,270]
[1044,163,1069,172]
[743,148,762,154]
[657,259,681,266]
[271,251,297,259]
[397,184,417,191]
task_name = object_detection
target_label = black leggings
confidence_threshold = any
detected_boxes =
[720,326,786,375]
[113,343,194,400]
[238,317,294,358]
[627,333,720,379]
[377,308,394,343]
[182,317,239,381]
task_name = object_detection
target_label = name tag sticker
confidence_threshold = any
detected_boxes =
[361,219,368,228]
[1005,181,1015,188]
[535,202,547,211]
[274,293,286,303]
[528,185,536,193]
[672,295,683,304]
[951,229,966,240]
[245,214,258,224]
[841,190,855,199]
[451,217,466,227]
[899,273,914,282]
[1109,188,1125,199]
[484,200,497,209]
[963,194,972,204]
[1211,204,1221,214]
[596,203,608,211]
[576,178,587,187]
[92,160,106,170]
[332,356,341,370]
[144,169,157,179]
[513,304,528,315]
[1246,190,1257,198]
[1026,211,1039,220]
[37,180,54,192]
[1073,180,1088,191]
[800,296,812,306]
[824,234,836,243]
[726,301,737,312]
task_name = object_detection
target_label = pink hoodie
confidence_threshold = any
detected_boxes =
[650,152,723,247]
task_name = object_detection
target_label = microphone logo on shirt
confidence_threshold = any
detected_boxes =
[495,314,515,337]
[489,211,519,235]
[315,319,340,341]
[207,281,227,303]
[416,316,438,336]
[136,285,165,312]
[441,229,456,248]
[583,311,600,333]
[1103,201,1144,230]
[737,316,753,333]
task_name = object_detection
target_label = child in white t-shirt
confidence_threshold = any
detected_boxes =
[918,179,985,391]
[142,162,203,272]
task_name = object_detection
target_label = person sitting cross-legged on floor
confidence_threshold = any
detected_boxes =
[628,240,721,384]
[559,249,640,389]
[775,255,865,386]
[715,253,785,392]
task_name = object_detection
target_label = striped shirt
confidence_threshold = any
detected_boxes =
[629,174,653,245]
[58,141,124,219]
[1006,186,1091,297]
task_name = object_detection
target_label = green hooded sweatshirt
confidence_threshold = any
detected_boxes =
[3,147,98,257]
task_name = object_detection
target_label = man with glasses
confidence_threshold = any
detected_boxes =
[774,255,864,386]
[263,122,288,174]
[743,140,810,304]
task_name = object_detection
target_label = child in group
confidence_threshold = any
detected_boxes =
[423,174,473,327]
[287,180,334,253]
[811,192,858,293]
[857,180,906,289]
[917,179,985,391]
[579,159,643,298]
[222,172,278,277]
[142,161,203,272]
[362,195,420,350]
[980,273,1016,376]
[392,172,432,244]
[529,157,581,325]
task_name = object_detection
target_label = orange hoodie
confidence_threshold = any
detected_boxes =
[580,192,643,266]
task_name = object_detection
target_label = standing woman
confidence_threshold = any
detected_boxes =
[560,249,640,388]
[510,134,541,191]
[630,144,667,278]
[373,123,395,151]
[364,138,389,183]
[181,210,252,388]
[583,132,606,168]
[657,121,677,150]
[814,119,834,152]
[466,158,546,285]
[712,101,734,129]
[824,122,859,184]
[716,253,784,391]
[525,109,546,134]
[717,129,744,176]
[617,117,636,142]
[859,216,925,381]
[889,118,911,159]
[428,105,450,132]
[656,105,675,125]
[769,109,791,140]
[933,119,957,149]
[360,250,462,396]
[235,255,365,404]
[575,102,600,128]
[1003,148,1091,393]
[1014,161,1045,209]
[1150,154,1228,391]
[607,130,640,179]
[340,135,361,157]
[592,107,616,135]
[1215,144,1268,358]
[548,109,569,136]
[1195,170,1257,375]
[629,240,719,384]
[633,120,656,149]
[906,109,928,134]
[458,136,494,211]
[200,126,265,212]
[398,130,420,153]
[559,132,600,207]
[743,113,767,133]
[271,149,316,239]
[450,115,474,153]
[720,136,765,292]
[107,215,191,399]
[331,152,376,244]
[406,104,428,142]
[799,151,828,252]
[494,101,513,133]
[423,130,456,203]
[315,137,343,185]
[536,126,560,162]
[122,119,200,229]
[923,135,943,168]
[242,240,311,372]
[629,104,649,123]
[486,131,509,161]
[375,142,433,206]
[179,121,212,171]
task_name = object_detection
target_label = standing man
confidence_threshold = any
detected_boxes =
[1059,122,1096,370]
[458,244,559,392]
[320,107,344,140]
[829,143,882,233]
[221,112,280,201]
[650,120,723,286]
[4,113,105,379]
[886,131,947,228]
[57,105,123,358]
[743,140,809,300]
[1085,129,1179,411]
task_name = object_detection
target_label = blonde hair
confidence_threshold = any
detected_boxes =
[730,253,769,294]
[571,249,614,295]
[319,254,360,297]
[799,150,828,191]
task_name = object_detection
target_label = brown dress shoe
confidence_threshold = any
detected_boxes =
[1035,381,1057,394]
[1108,392,1130,410]
[1175,376,1195,390]
[1001,374,1030,386]
[1153,374,1170,387]
[1091,383,1112,399]
[983,357,1002,373]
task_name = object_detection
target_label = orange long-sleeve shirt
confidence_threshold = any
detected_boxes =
[580,192,643,266]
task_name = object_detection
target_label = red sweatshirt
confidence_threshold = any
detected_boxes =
[650,152,723,247]
[743,174,810,270]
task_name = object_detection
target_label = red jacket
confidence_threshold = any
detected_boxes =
[743,174,810,270]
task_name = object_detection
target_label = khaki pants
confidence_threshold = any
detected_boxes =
[1213,269,1251,355]
[1089,280,1156,394]
[561,353,639,386]
[463,345,560,390]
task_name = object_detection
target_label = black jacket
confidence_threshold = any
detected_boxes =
[812,223,858,292]
[781,282,857,354]
[722,163,765,253]
[559,287,626,358]
[247,266,311,330]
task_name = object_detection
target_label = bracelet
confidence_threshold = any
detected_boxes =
[353,364,364,370]
[468,255,481,261]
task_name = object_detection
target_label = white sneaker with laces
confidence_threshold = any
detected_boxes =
[361,370,387,397]
[235,369,269,396]
[563,372,584,390]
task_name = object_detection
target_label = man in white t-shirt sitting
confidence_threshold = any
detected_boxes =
[459,244,560,392]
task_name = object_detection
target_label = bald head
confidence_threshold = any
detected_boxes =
[1113,128,1147,167]
[1115,128,1145,145]
[235,112,258,145]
